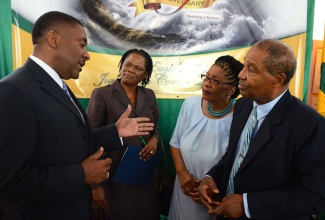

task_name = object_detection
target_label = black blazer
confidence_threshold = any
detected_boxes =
[87,79,160,173]
[207,90,325,220]
[0,58,122,220]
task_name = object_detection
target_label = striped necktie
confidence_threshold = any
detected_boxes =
[62,81,85,123]
[227,106,257,194]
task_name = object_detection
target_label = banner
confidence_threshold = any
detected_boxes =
[317,27,325,116]
[10,0,309,99]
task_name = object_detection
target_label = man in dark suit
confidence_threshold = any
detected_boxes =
[198,39,325,220]
[0,11,154,220]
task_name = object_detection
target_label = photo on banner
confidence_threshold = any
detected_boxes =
[11,0,309,99]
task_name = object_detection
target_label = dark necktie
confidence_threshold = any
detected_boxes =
[62,81,85,123]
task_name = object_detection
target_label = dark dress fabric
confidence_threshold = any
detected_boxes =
[87,80,160,220]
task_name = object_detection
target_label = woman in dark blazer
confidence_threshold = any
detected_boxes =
[87,49,160,220]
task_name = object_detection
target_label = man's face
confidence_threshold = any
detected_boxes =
[55,24,90,80]
[238,46,277,104]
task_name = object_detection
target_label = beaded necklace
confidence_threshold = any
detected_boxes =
[206,99,235,117]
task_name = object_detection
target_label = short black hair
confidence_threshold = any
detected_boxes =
[254,39,297,85]
[32,11,83,45]
[214,55,243,99]
[118,49,153,89]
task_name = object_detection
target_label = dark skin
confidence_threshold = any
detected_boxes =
[92,53,158,210]
[199,45,288,218]
[33,24,155,186]
[171,64,237,206]
[119,53,158,161]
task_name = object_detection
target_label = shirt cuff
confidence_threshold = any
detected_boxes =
[243,193,251,218]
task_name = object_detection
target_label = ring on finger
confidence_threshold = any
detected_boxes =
[106,172,109,179]
[150,150,154,154]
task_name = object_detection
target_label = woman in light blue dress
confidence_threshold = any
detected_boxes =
[168,56,243,220]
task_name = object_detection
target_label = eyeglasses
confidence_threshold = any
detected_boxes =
[201,74,234,86]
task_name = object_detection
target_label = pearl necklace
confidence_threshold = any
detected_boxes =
[206,99,235,117]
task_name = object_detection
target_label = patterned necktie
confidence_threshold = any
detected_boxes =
[62,81,85,123]
[227,106,257,194]
[62,82,74,102]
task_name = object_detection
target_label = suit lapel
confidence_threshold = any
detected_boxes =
[113,80,131,109]
[238,91,293,171]
[112,80,144,117]
[26,59,86,125]
[135,87,146,115]
[223,100,253,183]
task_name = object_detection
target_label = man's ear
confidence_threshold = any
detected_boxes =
[274,73,286,87]
[47,31,58,48]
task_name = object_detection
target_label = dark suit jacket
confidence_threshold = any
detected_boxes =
[87,79,160,174]
[0,58,122,220]
[207,90,325,220]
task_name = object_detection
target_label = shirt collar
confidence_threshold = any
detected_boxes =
[253,89,287,120]
[30,55,63,88]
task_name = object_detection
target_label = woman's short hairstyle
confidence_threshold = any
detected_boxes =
[118,49,153,89]
[214,55,243,99]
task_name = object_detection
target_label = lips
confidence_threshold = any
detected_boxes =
[238,82,245,90]
[79,62,85,68]
[202,89,211,96]
[123,73,134,79]
[78,62,86,72]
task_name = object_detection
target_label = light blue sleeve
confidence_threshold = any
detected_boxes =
[169,98,188,149]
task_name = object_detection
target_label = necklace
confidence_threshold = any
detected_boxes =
[206,99,235,117]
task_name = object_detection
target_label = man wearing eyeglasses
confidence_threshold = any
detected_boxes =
[198,39,325,220]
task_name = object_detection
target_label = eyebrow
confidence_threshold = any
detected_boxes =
[125,61,144,68]
[79,37,88,44]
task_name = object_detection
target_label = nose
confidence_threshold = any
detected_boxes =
[202,78,212,87]
[238,68,245,79]
[126,64,136,73]
[83,50,90,61]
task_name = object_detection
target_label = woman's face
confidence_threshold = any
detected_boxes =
[201,65,235,103]
[120,53,148,86]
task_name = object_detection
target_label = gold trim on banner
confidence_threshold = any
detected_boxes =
[11,24,305,100]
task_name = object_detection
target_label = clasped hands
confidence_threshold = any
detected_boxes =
[198,176,244,219]
[178,170,202,203]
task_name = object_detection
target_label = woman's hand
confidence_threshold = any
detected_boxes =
[139,137,158,161]
[190,190,203,204]
[178,170,201,197]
